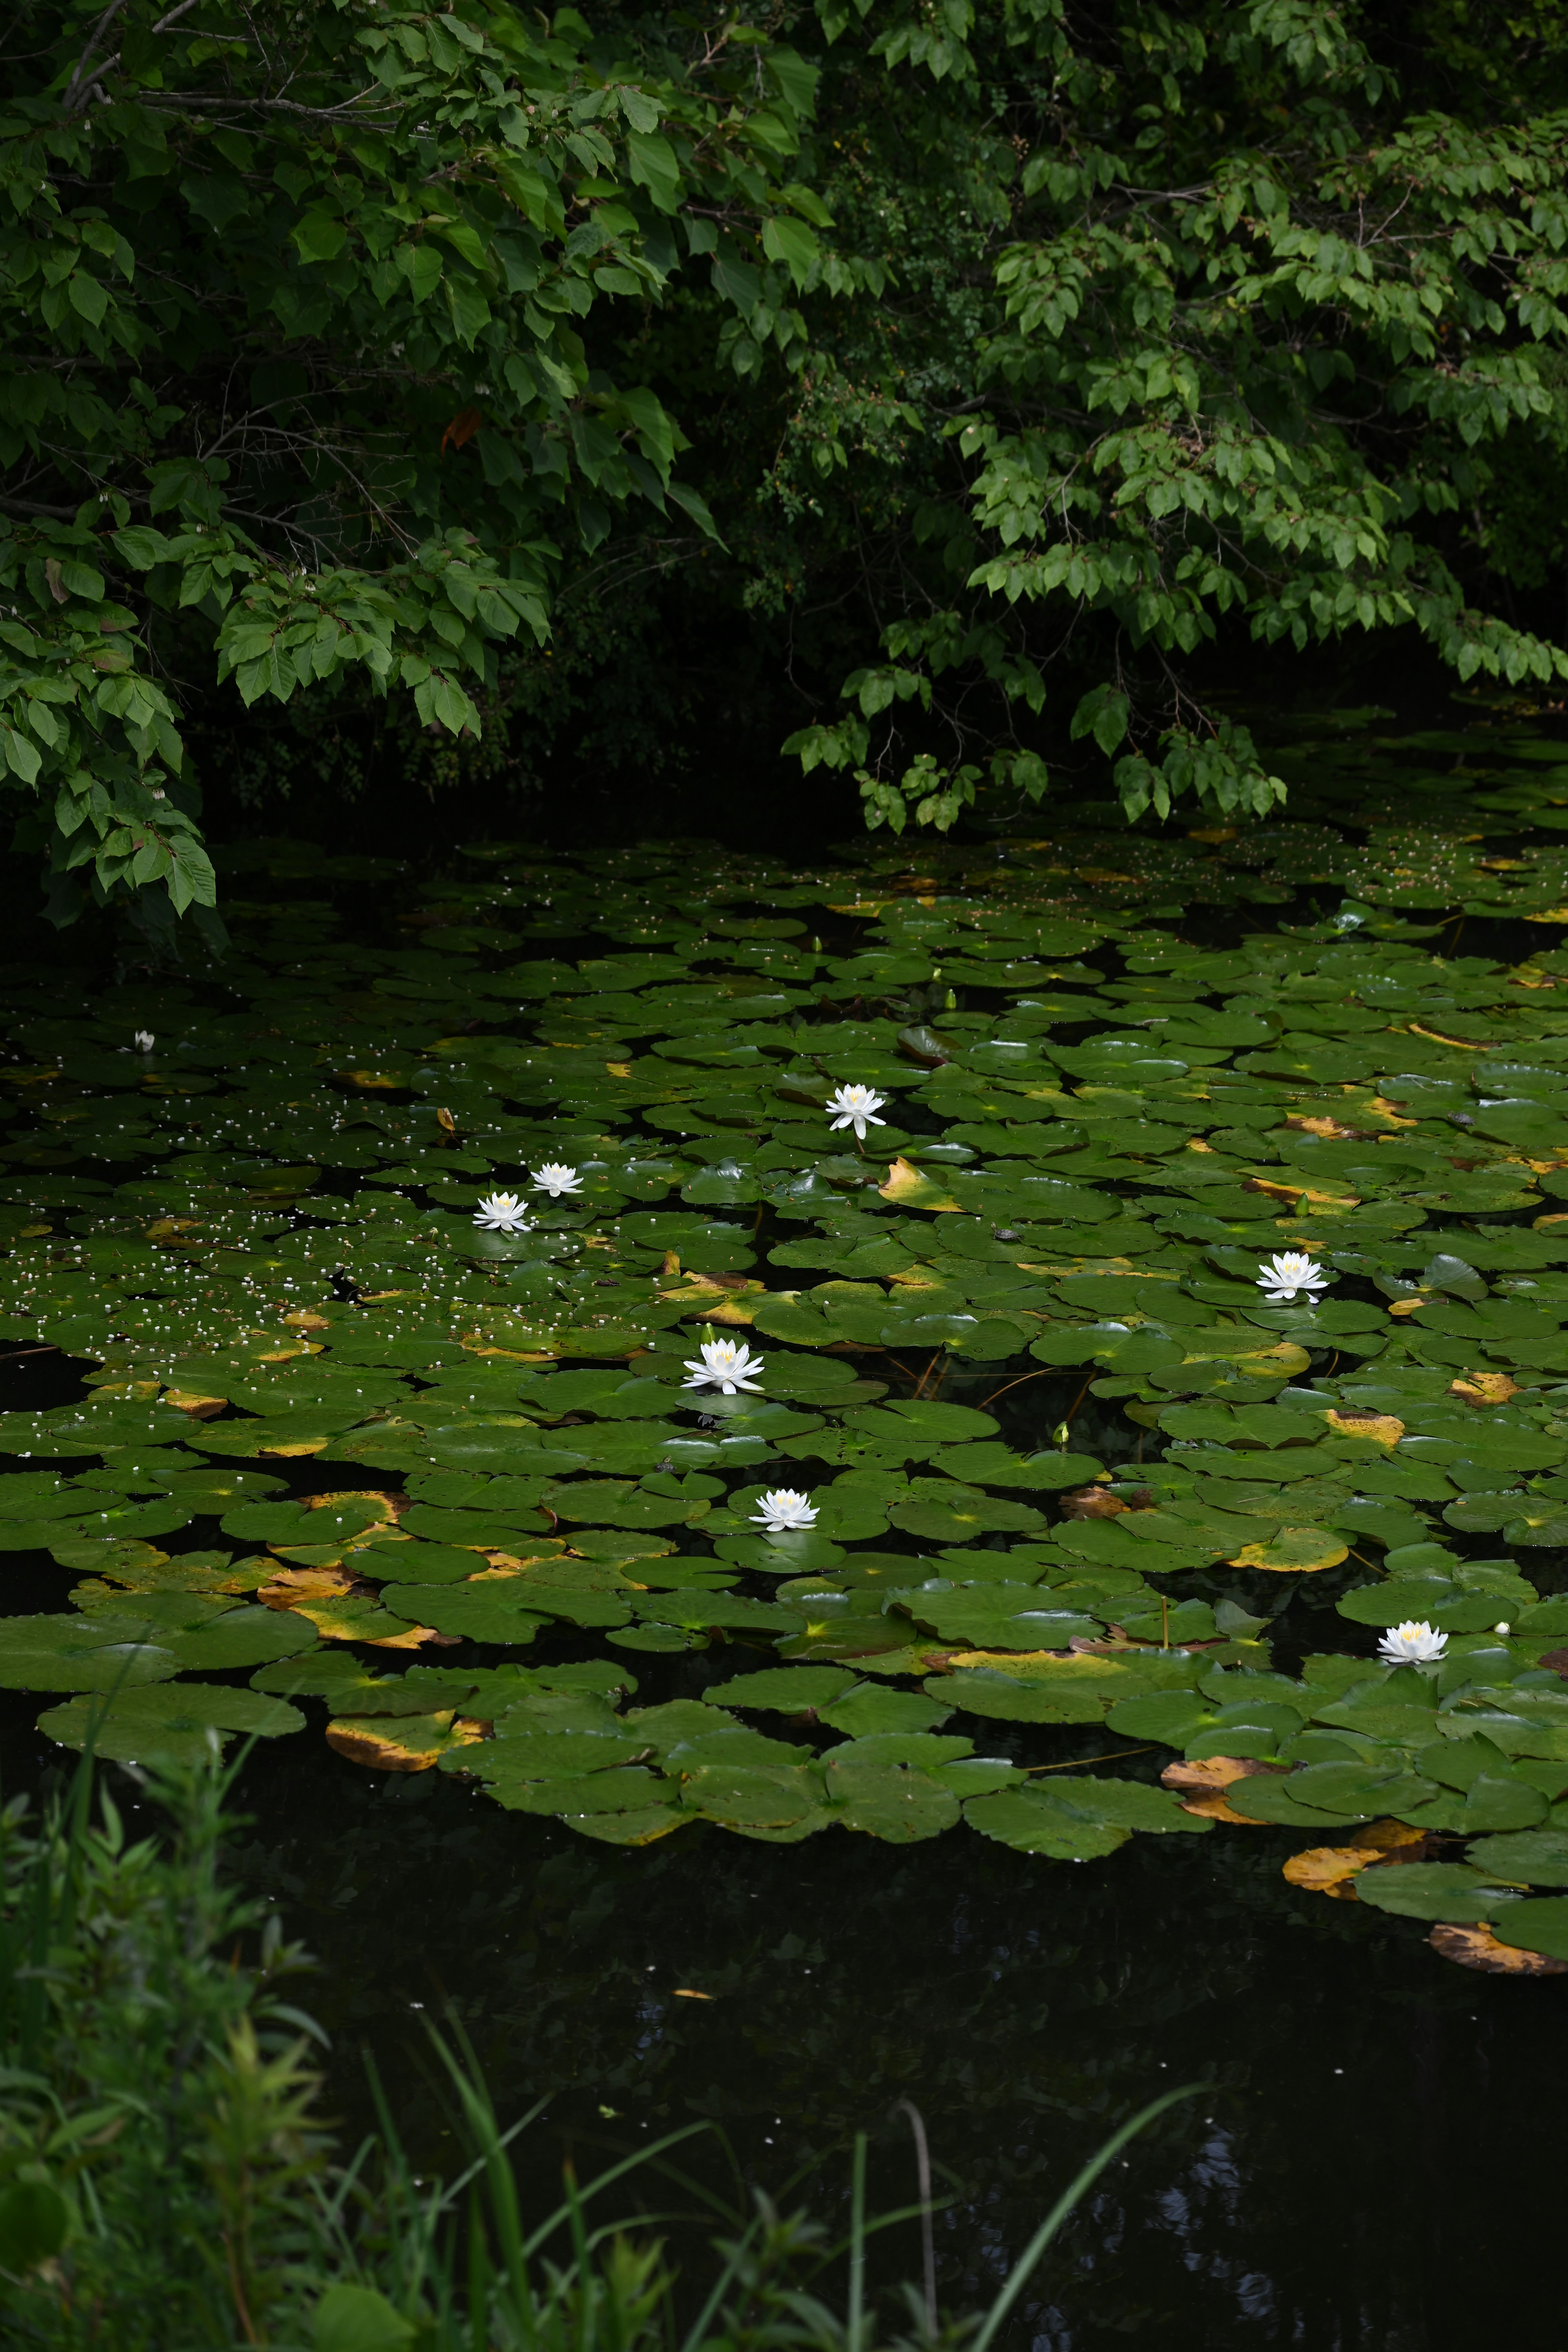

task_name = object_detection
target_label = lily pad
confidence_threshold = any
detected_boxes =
[700,1665,860,1713]
[0,1615,179,1690]
[1491,1897,1568,1961]
[1354,1863,1511,1923]
[38,1683,305,1764]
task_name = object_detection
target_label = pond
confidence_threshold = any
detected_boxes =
[4,703,1568,2343]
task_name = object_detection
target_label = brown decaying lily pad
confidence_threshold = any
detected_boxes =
[1162,1755,1281,1792]
[1164,1755,1285,1823]
[1281,1820,1429,1899]
[1429,1923,1568,1975]
[1448,1372,1520,1407]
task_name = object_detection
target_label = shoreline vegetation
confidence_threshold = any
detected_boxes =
[0,1747,1189,2350]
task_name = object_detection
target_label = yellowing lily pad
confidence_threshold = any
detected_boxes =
[878,1157,962,1211]
[1227,1528,1350,1572]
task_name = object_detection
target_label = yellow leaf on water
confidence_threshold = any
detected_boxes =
[1283,1844,1384,1898]
[258,1566,354,1608]
[1358,1818,1428,1851]
[287,1594,445,1648]
[878,1156,962,1212]
[326,1711,483,1773]
[1162,1756,1281,1793]
[1449,1372,1519,1406]
[1326,1409,1405,1447]
[1227,1528,1349,1573]
[1177,1791,1263,1824]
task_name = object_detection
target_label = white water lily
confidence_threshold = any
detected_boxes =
[472,1192,531,1234]
[826,1083,888,1141]
[1494,1621,1512,1636]
[683,1337,764,1395]
[751,1487,818,1532]
[132,1030,154,1054]
[1256,1250,1332,1305]
[1377,1619,1448,1665]
[531,1162,583,1199]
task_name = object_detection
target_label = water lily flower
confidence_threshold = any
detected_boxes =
[472,1192,531,1234]
[683,1337,764,1395]
[826,1083,888,1141]
[531,1162,583,1199]
[751,1488,818,1533]
[132,1030,154,1054]
[1256,1250,1331,1305]
[1377,1619,1447,1665]
[1494,1621,1512,1636]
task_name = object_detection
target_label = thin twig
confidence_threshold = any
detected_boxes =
[1025,1745,1155,1774]
[63,0,131,109]
[978,1365,1058,1408]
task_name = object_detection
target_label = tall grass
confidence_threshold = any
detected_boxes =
[0,1748,1198,2350]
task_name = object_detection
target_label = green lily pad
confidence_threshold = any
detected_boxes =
[385,1586,548,1644]
[0,1615,179,1690]
[1462,1829,1568,1884]
[1492,1896,1568,1960]
[678,1761,829,1838]
[823,1753,960,1841]
[700,1665,860,1712]
[159,1606,320,1671]
[962,1788,1129,1859]
[1354,1863,1511,1923]
[37,1683,306,1764]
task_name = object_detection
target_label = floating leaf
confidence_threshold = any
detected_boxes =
[701,1664,859,1712]
[878,1157,962,1212]
[1353,1862,1509,1923]
[326,1711,486,1771]
[1428,1923,1568,1974]
[1464,1829,1568,1886]
[1227,1528,1349,1572]
[38,1683,304,1764]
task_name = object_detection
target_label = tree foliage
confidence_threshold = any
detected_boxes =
[759,0,1568,827]
[0,0,844,925]
[6,0,1568,914]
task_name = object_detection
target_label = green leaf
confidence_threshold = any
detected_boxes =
[38,1683,305,1764]
[1492,1897,1568,1961]
[0,2180,71,2274]
[762,215,821,286]
[1071,683,1130,757]
[314,2285,416,2352]
[1354,1863,1510,1924]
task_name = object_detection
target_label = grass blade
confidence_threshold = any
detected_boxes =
[969,2085,1203,2352]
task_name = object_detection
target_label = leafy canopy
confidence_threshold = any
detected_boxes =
[6,0,1568,911]
[0,0,842,925]
[768,0,1568,830]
